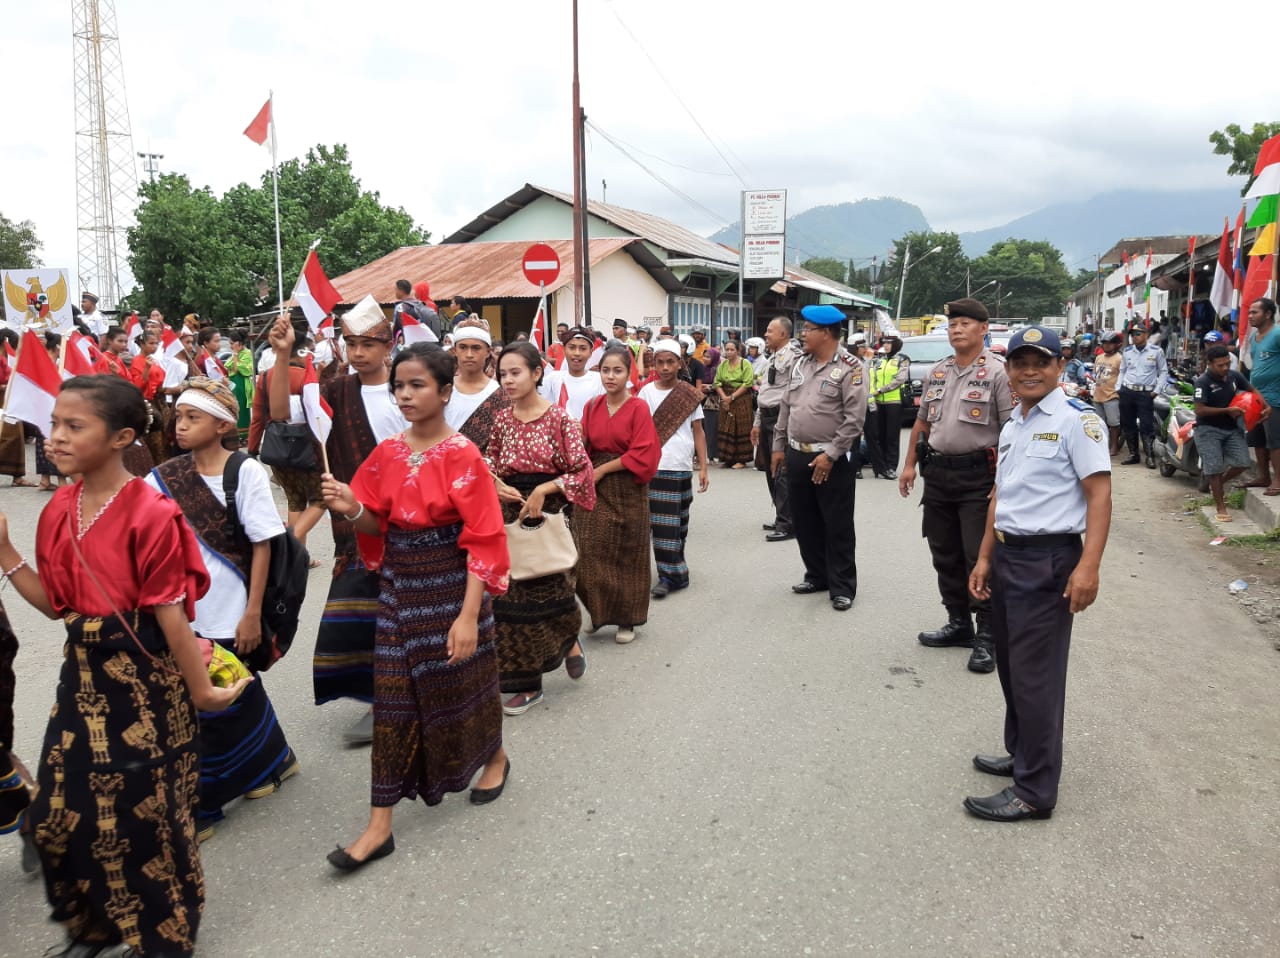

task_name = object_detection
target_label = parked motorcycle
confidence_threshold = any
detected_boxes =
[1151,374,1208,492]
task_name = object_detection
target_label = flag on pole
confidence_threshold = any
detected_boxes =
[300,355,333,447]
[124,312,142,355]
[1249,223,1278,257]
[61,335,97,378]
[243,98,273,147]
[1232,207,1247,350]
[1123,252,1132,316]
[2,340,14,362]
[1209,218,1233,314]
[293,250,342,334]
[69,330,104,367]
[1245,133,1280,200]
[318,315,334,340]
[530,292,547,353]
[398,307,439,345]
[161,327,185,360]
[1241,255,1275,314]
[6,330,61,436]
[1143,247,1153,317]
[1247,195,1278,228]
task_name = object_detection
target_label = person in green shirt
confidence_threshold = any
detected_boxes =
[714,339,756,468]
[227,328,257,445]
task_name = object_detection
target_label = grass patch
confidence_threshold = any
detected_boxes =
[1186,489,1246,510]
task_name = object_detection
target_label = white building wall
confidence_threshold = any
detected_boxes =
[551,251,668,333]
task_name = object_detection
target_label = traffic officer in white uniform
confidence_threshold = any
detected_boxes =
[966,326,1112,822]
[1117,319,1168,467]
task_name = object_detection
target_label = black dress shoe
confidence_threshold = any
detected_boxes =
[967,628,995,673]
[791,581,825,594]
[918,614,975,648]
[766,530,795,542]
[470,758,511,805]
[972,753,1014,776]
[762,522,776,531]
[882,469,897,480]
[963,788,1052,822]
[327,834,395,871]
[831,595,854,611]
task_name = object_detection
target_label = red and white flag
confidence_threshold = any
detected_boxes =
[530,294,547,353]
[2,340,14,362]
[124,312,142,355]
[161,327,185,360]
[69,331,104,368]
[61,334,97,379]
[1123,252,1132,316]
[293,249,342,334]
[318,316,335,340]
[300,355,333,447]
[398,307,438,346]
[244,97,273,147]
[1209,218,1233,314]
[5,331,61,436]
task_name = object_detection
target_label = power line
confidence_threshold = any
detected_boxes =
[604,0,749,188]
[585,125,736,178]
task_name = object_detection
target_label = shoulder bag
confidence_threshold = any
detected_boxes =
[505,511,578,581]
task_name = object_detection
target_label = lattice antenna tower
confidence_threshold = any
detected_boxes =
[72,0,139,311]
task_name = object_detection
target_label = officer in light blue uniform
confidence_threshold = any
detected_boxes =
[965,326,1113,823]
[1117,320,1168,467]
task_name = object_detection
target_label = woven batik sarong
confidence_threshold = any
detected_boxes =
[573,455,651,629]
[648,470,693,589]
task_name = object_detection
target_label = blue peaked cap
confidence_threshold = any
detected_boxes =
[800,304,846,326]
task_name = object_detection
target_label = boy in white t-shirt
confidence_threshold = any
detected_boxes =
[638,340,709,598]
[146,377,298,840]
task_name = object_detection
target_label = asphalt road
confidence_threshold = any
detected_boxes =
[0,453,1277,957]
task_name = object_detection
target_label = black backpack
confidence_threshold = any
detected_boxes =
[222,452,311,672]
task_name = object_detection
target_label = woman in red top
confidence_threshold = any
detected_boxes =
[93,325,133,380]
[575,345,661,644]
[321,344,511,872]
[131,329,171,465]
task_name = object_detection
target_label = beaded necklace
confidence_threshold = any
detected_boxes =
[76,478,133,539]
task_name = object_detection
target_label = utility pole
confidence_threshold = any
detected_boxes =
[570,0,585,327]
[137,150,164,182]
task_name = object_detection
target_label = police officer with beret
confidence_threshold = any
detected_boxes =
[965,326,1112,821]
[771,304,867,611]
[1117,319,1168,467]
[898,298,1014,672]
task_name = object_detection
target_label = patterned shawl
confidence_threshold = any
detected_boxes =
[650,381,704,446]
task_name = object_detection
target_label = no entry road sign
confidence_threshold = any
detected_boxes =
[522,243,561,287]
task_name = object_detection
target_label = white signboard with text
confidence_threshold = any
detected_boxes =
[742,236,786,280]
[744,190,787,235]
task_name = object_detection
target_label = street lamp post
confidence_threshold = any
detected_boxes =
[896,244,943,321]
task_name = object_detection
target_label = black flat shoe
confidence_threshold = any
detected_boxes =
[565,648,586,680]
[766,531,795,542]
[963,788,1052,822]
[831,595,854,611]
[651,580,671,599]
[327,834,395,871]
[470,758,511,805]
[972,753,1014,776]
[791,581,825,594]
[762,522,776,531]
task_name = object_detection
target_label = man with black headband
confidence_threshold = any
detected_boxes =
[541,326,606,419]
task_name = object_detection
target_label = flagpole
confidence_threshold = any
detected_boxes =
[270,90,285,316]
[57,333,69,377]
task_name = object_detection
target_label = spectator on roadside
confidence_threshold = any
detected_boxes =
[1193,344,1270,522]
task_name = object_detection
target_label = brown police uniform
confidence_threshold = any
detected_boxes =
[916,306,1014,670]
[755,340,803,534]
[774,346,868,602]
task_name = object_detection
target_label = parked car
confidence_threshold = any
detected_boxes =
[898,333,1011,420]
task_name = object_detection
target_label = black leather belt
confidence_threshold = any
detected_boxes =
[926,447,989,469]
[1120,385,1154,393]
[995,531,1081,549]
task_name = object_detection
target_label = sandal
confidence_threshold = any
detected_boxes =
[1215,513,1233,522]
[10,478,35,487]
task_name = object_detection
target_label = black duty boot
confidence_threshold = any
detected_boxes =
[918,611,975,648]
[1120,436,1140,465]
[968,624,995,673]
[1143,437,1156,469]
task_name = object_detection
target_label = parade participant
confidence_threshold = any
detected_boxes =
[966,326,1112,822]
[0,597,38,873]
[0,374,248,958]
[898,298,1014,672]
[576,345,661,644]
[319,344,511,871]
[182,312,202,336]
[752,317,802,543]
[445,318,509,451]
[548,322,570,366]
[1091,330,1124,456]
[1059,340,1088,387]
[146,377,298,841]
[640,340,708,598]
[865,335,909,479]
[33,334,69,491]
[638,346,657,389]
[487,343,595,714]
[80,291,106,336]
[1193,344,1270,521]
[690,327,711,364]
[195,326,227,380]
[678,334,706,388]
[130,329,172,465]
[1244,299,1280,495]
[1117,320,1167,467]
[393,278,441,343]
[268,300,404,743]
[701,346,722,462]
[713,339,756,468]
[227,328,256,443]
[771,304,867,612]
[541,326,605,419]
[253,318,325,549]
[0,330,35,488]
[93,325,132,378]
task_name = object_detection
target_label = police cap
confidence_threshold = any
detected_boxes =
[799,304,845,327]
[1006,325,1062,358]
[943,298,989,322]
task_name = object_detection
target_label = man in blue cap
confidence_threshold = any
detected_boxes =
[966,325,1112,821]
[770,304,866,611]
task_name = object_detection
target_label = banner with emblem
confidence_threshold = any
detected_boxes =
[3,268,74,333]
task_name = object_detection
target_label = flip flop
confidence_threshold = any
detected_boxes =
[1216,514,1233,522]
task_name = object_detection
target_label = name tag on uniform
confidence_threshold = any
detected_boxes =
[820,379,839,395]
[1028,434,1060,457]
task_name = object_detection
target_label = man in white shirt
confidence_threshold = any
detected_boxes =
[541,326,605,419]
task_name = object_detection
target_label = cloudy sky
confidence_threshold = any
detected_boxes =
[9,0,1272,288]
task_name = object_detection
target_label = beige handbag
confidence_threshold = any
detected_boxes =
[505,512,579,581]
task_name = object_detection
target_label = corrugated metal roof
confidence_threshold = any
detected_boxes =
[324,238,661,306]
[443,184,739,265]
[1100,235,1197,266]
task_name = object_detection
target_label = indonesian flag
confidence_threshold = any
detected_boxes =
[1245,133,1280,200]
[161,327,185,360]
[2,340,14,362]
[124,312,142,355]
[293,249,342,334]
[1143,247,1153,317]
[300,355,332,447]
[1233,207,1247,347]
[1123,252,1132,315]
[398,306,438,345]
[69,331,104,368]
[5,330,60,436]
[1210,218,1233,314]
[61,334,97,378]
[318,315,334,340]
[530,295,547,353]
[1241,255,1276,320]
[244,97,273,147]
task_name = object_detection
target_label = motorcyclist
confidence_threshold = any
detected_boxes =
[1059,340,1088,387]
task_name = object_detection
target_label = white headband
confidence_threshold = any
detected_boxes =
[452,326,492,346]
[653,340,682,357]
[176,389,237,424]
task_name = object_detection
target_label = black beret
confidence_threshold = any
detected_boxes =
[943,298,990,322]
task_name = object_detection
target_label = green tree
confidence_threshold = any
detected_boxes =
[801,256,847,284]
[127,144,429,321]
[883,231,968,318]
[1209,122,1280,195]
[1069,267,1100,292]
[0,213,42,268]
[969,238,1074,320]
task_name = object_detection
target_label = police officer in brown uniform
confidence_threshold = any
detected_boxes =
[898,298,1014,670]
[753,315,804,542]
[771,305,868,611]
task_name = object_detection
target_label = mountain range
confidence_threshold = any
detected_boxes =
[709,188,1246,271]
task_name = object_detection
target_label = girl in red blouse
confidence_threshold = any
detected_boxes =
[321,344,511,872]
[92,325,133,379]
[576,345,661,643]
